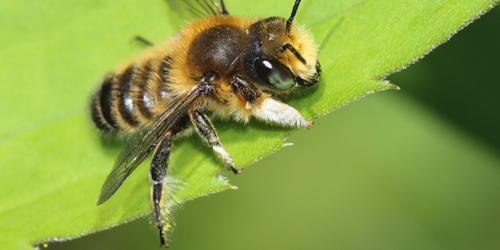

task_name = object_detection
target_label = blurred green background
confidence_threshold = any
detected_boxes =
[47,4,500,250]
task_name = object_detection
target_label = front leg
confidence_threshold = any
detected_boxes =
[233,76,311,129]
[250,94,312,129]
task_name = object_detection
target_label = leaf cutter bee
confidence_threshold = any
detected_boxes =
[91,0,321,246]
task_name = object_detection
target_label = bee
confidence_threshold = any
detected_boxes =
[91,0,321,247]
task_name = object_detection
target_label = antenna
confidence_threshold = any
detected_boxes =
[286,0,301,32]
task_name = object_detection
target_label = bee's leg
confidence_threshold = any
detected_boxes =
[233,77,312,129]
[250,94,313,129]
[131,35,153,46]
[189,109,242,174]
[150,131,172,248]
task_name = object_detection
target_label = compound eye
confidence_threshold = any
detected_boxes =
[254,58,295,89]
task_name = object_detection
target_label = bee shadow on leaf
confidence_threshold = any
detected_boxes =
[98,133,131,157]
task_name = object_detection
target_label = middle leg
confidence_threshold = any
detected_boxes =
[189,109,242,174]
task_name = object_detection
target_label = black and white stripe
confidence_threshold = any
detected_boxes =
[90,55,174,133]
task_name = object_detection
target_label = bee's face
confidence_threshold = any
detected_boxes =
[243,17,321,91]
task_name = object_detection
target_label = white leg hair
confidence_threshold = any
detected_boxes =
[250,96,312,129]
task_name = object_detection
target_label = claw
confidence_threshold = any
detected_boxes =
[301,119,313,129]
[232,167,244,174]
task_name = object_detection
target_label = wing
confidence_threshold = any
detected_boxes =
[166,0,229,21]
[97,85,210,205]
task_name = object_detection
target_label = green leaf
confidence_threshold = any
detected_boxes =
[0,0,497,249]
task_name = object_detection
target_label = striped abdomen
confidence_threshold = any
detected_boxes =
[91,56,174,133]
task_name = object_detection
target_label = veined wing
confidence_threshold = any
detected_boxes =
[97,85,211,205]
[166,0,229,21]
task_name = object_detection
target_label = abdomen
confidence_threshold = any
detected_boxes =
[90,52,175,133]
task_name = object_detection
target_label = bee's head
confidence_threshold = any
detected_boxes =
[243,0,321,91]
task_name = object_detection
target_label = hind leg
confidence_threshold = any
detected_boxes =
[150,132,172,247]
